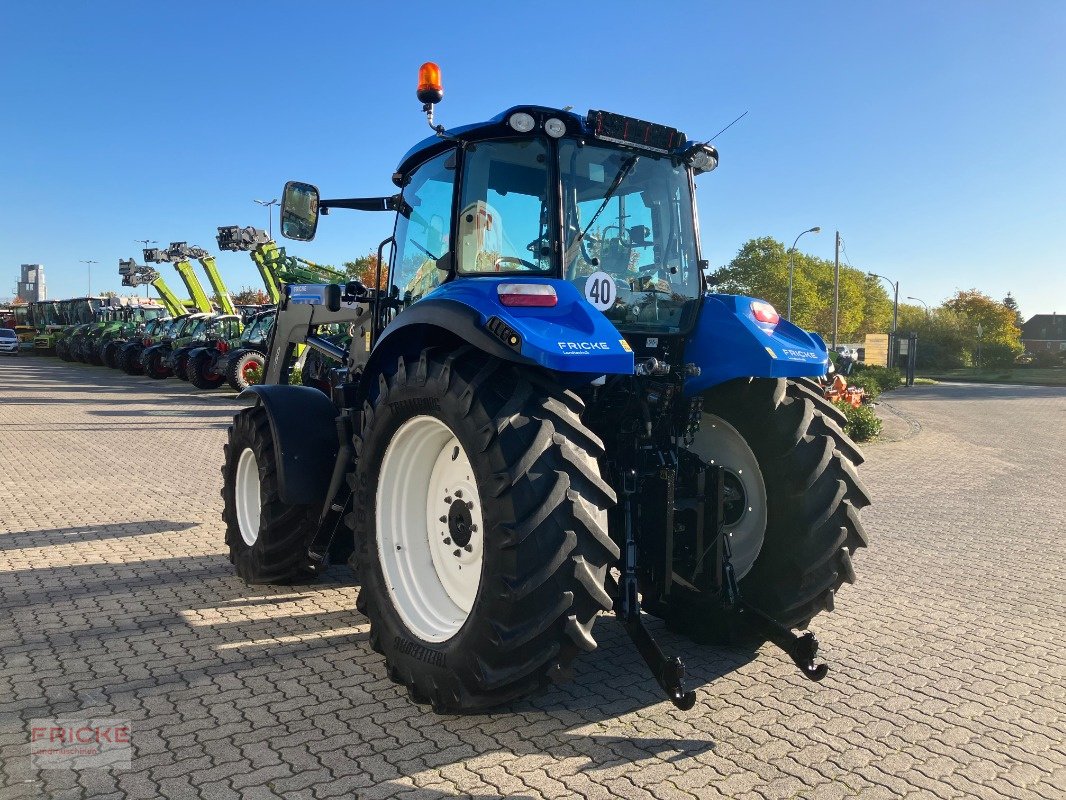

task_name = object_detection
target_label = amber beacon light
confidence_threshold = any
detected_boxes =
[417,62,443,105]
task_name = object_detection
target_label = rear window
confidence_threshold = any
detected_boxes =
[0,329,17,339]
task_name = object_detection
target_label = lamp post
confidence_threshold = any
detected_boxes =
[136,240,157,299]
[869,272,899,363]
[907,296,930,317]
[80,260,98,297]
[254,198,279,239]
[786,226,820,322]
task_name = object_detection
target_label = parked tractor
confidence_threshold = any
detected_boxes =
[220,65,870,713]
[187,308,276,391]
[140,313,209,379]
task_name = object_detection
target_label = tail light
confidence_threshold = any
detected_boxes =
[497,283,558,307]
[750,301,780,326]
[216,340,229,354]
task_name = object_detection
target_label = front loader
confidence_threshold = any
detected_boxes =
[116,259,186,372]
[220,64,870,713]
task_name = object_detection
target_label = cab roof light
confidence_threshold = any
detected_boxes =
[751,301,780,326]
[497,283,558,307]
[416,62,443,105]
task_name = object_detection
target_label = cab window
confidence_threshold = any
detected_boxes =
[456,139,552,274]
[392,149,455,303]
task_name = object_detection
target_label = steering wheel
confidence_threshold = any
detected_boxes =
[494,256,539,271]
[601,225,631,248]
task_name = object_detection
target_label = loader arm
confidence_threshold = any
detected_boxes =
[251,243,282,304]
[149,277,188,318]
[196,256,238,316]
[172,260,214,313]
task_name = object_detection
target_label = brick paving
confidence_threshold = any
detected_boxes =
[1,357,1063,799]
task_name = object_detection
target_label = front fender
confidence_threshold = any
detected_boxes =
[375,278,633,376]
[238,385,338,506]
[683,294,829,396]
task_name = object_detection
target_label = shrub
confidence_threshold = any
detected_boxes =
[244,364,263,385]
[852,364,902,394]
[847,372,882,401]
[288,365,303,385]
[835,399,882,442]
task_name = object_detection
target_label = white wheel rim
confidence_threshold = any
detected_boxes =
[376,415,484,643]
[235,448,262,547]
[686,413,768,579]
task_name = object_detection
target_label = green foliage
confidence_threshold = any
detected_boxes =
[288,365,303,385]
[834,399,882,442]
[846,371,882,401]
[852,364,902,394]
[895,290,1023,370]
[711,237,892,341]
[244,364,263,385]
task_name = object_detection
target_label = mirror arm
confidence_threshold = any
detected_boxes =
[319,195,400,215]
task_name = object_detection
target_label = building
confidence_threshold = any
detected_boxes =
[18,264,46,302]
[1021,313,1065,354]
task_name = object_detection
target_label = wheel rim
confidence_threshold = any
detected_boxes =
[376,415,484,643]
[686,413,768,579]
[234,448,262,547]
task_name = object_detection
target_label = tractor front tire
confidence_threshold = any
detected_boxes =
[670,377,870,635]
[222,406,318,584]
[348,347,618,712]
[227,349,265,392]
[143,349,171,380]
[189,352,226,390]
[118,345,144,375]
[102,341,122,369]
[174,353,190,381]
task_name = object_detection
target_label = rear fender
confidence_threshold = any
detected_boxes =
[369,278,633,379]
[238,385,338,506]
[683,294,829,396]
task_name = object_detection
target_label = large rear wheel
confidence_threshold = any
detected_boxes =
[667,377,870,634]
[189,351,226,389]
[221,407,318,584]
[348,347,618,712]
[143,348,171,380]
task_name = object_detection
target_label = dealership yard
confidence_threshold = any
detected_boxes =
[1,356,1063,800]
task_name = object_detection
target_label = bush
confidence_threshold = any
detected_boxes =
[835,399,882,442]
[244,364,263,385]
[852,364,902,394]
[847,372,882,401]
[288,365,303,385]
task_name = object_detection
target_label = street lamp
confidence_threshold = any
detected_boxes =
[869,272,900,363]
[786,226,821,321]
[906,296,930,317]
[135,240,157,299]
[80,260,98,297]
[254,198,279,239]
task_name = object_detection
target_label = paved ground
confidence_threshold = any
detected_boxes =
[1,357,1063,800]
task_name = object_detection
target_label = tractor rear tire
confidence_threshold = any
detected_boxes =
[221,406,318,584]
[227,349,265,392]
[56,341,72,361]
[189,352,226,390]
[668,377,870,635]
[348,346,618,712]
[143,349,171,380]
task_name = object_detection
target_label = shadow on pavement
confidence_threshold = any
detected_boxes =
[0,520,200,552]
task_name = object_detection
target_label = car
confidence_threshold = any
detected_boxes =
[0,328,19,356]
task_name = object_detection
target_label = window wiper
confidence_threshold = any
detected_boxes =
[574,155,640,251]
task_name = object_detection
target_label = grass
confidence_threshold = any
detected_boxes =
[917,367,1066,386]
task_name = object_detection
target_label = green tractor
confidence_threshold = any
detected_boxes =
[139,313,209,379]
[54,298,104,361]
[31,300,64,353]
[97,303,168,367]
[187,308,276,391]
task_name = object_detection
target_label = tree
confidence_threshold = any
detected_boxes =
[1003,293,1024,328]
[344,253,389,289]
[101,291,118,298]
[710,236,891,342]
[943,289,1023,367]
[232,286,271,305]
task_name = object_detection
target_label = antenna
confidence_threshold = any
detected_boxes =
[702,110,749,145]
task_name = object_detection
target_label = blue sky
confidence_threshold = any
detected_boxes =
[2,1,1063,319]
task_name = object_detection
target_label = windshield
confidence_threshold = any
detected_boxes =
[242,313,274,342]
[184,318,208,338]
[0,329,16,339]
[560,141,700,332]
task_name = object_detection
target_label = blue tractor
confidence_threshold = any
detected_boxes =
[220,64,870,712]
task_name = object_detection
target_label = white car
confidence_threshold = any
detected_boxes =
[0,328,19,356]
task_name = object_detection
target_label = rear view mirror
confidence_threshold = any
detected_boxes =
[281,181,320,241]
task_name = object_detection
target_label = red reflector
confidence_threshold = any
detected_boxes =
[497,283,557,307]
[751,301,780,325]
[217,340,229,353]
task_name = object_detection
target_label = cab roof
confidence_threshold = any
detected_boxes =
[395,106,698,178]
